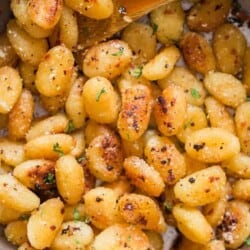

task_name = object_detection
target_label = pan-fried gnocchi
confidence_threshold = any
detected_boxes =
[172,204,214,245]
[83,40,132,79]
[213,23,246,75]
[11,0,53,39]
[117,84,152,141]
[174,166,226,207]
[83,187,122,229]
[158,66,206,106]
[27,198,64,249]
[82,76,120,124]
[187,0,232,32]
[35,45,74,97]
[0,34,18,67]
[122,22,156,64]
[51,221,94,250]
[27,0,63,30]
[0,66,23,114]
[235,102,250,154]
[204,71,246,108]
[2,0,250,249]
[91,224,154,250]
[154,84,187,136]
[150,0,184,45]
[13,159,56,190]
[180,32,216,74]
[117,193,167,232]
[64,0,114,19]
[185,127,240,163]
[55,155,85,205]
[4,220,27,246]
[8,89,34,140]
[123,156,165,197]
[204,96,236,134]
[7,20,48,66]
[0,174,40,212]
[24,133,75,160]
[142,46,180,81]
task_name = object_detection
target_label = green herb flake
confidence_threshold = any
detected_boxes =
[127,235,131,242]
[151,22,158,34]
[65,120,75,134]
[77,155,85,163]
[183,119,193,130]
[190,88,201,99]
[43,172,56,185]
[246,96,250,101]
[73,208,80,221]
[129,66,143,78]
[163,202,173,212]
[19,214,30,221]
[82,215,91,224]
[95,88,106,102]
[75,239,81,245]
[112,47,124,56]
[246,237,250,246]
[53,142,64,157]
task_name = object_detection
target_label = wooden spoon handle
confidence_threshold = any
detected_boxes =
[77,0,173,49]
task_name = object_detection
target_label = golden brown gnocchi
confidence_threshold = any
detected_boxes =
[185,127,240,163]
[150,0,184,45]
[118,193,167,232]
[27,198,64,249]
[0,66,23,114]
[82,76,120,124]
[123,156,165,197]
[154,84,187,136]
[235,102,250,155]
[180,32,216,74]
[83,40,132,79]
[213,23,246,75]
[8,89,34,140]
[187,0,232,32]
[35,45,74,97]
[174,166,226,207]
[7,20,48,66]
[117,84,152,141]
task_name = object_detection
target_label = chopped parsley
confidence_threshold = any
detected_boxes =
[43,172,56,185]
[190,88,201,99]
[129,66,143,78]
[73,208,80,221]
[73,208,90,223]
[246,237,250,246]
[151,22,158,34]
[19,214,30,220]
[96,88,106,102]
[53,142,64,157]
[65,120,75,134]
[163,201,173,212]
[75,239,81,245]
[77,155,85,163]
[112,47,124,56]
[82,215,91,224]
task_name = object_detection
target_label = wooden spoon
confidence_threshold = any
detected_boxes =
[77,0,174,49]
